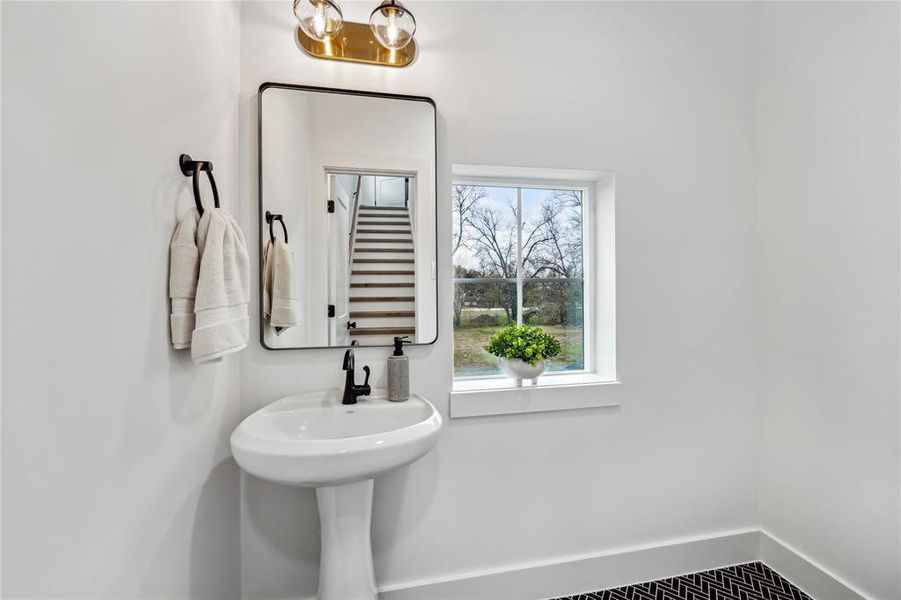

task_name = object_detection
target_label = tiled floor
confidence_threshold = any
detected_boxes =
[552,562,812,600]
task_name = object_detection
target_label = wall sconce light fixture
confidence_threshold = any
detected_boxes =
[294,0,417,68]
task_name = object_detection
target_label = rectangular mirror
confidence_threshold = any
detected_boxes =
[259,84,437,349]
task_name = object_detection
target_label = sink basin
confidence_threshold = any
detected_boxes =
[231,390,442,486]
[230,390,443,600]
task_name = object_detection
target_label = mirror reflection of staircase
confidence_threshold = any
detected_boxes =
[349,204,416,344]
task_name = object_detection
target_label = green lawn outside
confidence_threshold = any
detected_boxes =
[453,322,585,377]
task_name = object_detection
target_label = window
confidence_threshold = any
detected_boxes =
[453,182,587,378]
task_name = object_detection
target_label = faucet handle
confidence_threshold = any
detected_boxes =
[362,365,371,388]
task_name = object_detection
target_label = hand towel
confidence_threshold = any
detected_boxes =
[192,208,250,363]
[262,238,274,324]
[168,209,200,349]
[265,237,302,331]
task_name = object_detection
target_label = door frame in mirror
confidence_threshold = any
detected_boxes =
[257,82,439,351]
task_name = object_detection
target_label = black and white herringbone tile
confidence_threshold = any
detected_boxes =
[551,562,812,600]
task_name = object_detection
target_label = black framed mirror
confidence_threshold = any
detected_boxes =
[258,83,437,350]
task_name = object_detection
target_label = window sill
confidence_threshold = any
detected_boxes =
[449,374,624,418]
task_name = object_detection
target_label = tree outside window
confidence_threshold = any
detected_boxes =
[453,184,585,377]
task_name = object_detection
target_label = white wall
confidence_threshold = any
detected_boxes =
[239,2,759,597]
[756,3,901,599]
[1,2,243,597]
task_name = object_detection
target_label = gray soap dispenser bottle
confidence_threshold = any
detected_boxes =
[387,336,410,402]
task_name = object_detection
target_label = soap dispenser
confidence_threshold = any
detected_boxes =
[387,336,410,402]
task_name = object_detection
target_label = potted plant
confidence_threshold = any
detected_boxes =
[484,325,562,387]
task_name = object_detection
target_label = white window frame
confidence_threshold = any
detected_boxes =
[449,165,621,418]
[452,177,592,380]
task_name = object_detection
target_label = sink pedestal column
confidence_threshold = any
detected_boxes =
[315,478,377,600]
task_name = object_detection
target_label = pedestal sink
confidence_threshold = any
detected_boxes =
[230,390,443,600]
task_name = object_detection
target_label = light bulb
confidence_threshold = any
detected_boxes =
[370,0,416,50]
[312,3,326,38]
[294,0,343,42]
[386,12,399,46]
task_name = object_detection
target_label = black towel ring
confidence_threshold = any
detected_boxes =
[179,153,220,217]
[265,211,289,244]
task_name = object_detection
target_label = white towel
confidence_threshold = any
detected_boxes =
[262,239,273,323]
[262,237,302,332]
[168,209,200,349]
[192,208,250,363]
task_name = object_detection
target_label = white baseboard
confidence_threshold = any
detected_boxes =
[379,528,760,600]
[379,529,873,600]
[759,530,871,600]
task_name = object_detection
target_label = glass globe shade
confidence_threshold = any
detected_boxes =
[294,0,343,42]
[369,0,416,50]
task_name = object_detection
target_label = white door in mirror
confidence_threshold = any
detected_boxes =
[230,391,443,600]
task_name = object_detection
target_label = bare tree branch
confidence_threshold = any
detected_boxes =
[469,204,516,277]
[517,191,584,279]
[452,185,487,257]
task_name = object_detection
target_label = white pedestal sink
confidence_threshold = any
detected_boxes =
[230,390,443,600]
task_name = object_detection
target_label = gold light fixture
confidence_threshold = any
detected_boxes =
[295,0,417,68]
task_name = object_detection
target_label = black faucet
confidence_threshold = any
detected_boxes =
[341,349,371,405]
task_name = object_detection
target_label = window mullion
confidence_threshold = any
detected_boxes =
[516,187,523,325]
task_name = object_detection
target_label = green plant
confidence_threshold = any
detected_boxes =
[483,325,562,365]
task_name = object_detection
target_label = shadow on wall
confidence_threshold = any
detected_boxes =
[190,459,242,598]
[245,476,322,597]
[371,449,441,573]
[138,459,242,599]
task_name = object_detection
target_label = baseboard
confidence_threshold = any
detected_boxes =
[378,528,760,600]
[758,530,871,600]
[379,528,877,600]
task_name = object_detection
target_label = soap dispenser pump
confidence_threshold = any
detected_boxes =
[387,336,410,402]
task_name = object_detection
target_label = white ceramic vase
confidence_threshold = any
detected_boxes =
[499,358,547,387]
